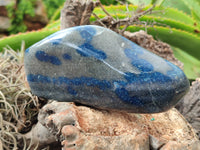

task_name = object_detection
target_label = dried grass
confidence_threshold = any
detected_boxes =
[0,43,44,150]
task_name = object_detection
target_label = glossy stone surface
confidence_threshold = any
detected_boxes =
[24,25,189,113]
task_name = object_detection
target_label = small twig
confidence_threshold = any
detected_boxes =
[97,0,116,23]
[120,4,156,34]
[98,1,111,17]
[92,2,156,34]
[92,12,107,27]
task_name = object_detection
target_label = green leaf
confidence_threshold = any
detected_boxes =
[172,46,200,79]
[127,0,151,6]
[49,4,64,23]
[180,0,200,20]
[0,29,58,51]
[45,20,60,30]
[191,10,200,25]
[148,7,194,26]
[151,0,165,6]
[139,16,200,36]
[92,5,195,26]
[160,0,190,14]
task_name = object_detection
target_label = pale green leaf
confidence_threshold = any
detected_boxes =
[172,46,200,79]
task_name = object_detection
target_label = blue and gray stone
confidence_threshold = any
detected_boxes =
[24,25,189,113]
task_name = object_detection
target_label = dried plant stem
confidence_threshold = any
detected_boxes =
[92,2,155,35]
[120,4,155,34]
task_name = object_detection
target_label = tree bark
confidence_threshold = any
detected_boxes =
[61,0,97,29]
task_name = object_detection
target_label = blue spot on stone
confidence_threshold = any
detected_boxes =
[124,72,172,84]
[124,48,154,72]
[27,74,51,83]
[27,74,37,82]
[124,48,138,59]
[58,77,71,85]
[25,48,30,53]
[77,26,96,42]
[165,60,185,79]
[37,75,52,83]
[77,43,107,60]
[63,53,72,60]
[35,51,61,65]
[52,78,58,85]
[124,72,137,83]
[27,74,112,95]
[97,80,112,90]
[67,87,77,95]
[123,41,144,54]
[71,77,84,85]
[51,38,62,45]
[129,43,145,54]
[131,59,154,72]
[115,88,143,106]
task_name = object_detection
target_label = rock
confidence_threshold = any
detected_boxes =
[24,101,199,149]
[24,25,189,113]
[62,128,149,150]
[190,141,200,150]
[149,135,165,150]
[160,141,184,150]
[176,78,200,139]
[24,122,58,149]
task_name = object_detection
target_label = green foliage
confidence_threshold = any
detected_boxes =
[161,0,190,14]
[151,0,165,6]
[180,0,200,24]
[100,0,127,5]
[128,0,151,5]
[45,20,60,30]
[0,29,58,51]
[6,0,36,34]
[43,0,65,19]
[100,0,117,5]
[172,46,200,80]
[128,0,191,14]
[49,4,64,23]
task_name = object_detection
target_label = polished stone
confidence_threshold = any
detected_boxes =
[24,25,189,113]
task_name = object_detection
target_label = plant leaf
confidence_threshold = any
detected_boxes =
[172,46,200,79]
[151,0,166,6]
[160,0,191,14]
[180,0,200,21]
[191,10,200,25]
[0,29,58,51]
[127,0,151,6]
